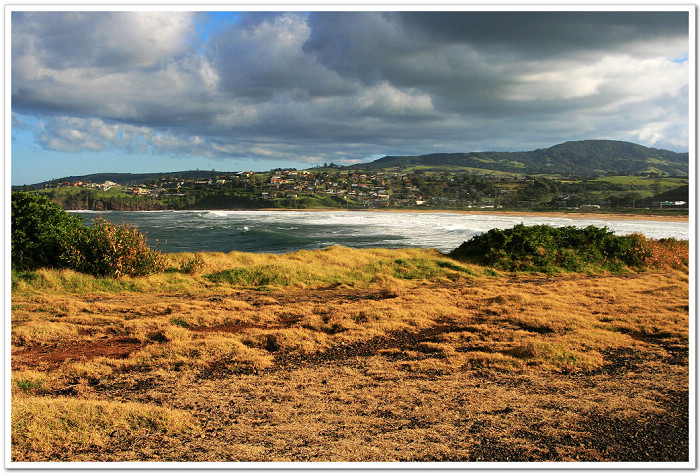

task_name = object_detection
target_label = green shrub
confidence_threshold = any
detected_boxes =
[11,192,165,277]
[449,224,687,273]
[11,192,83,271]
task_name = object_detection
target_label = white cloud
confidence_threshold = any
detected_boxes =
[357,82,435,117]
[12,11,195,70]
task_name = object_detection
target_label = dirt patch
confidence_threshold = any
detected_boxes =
[12,337,143,370]
[273,323,469,370]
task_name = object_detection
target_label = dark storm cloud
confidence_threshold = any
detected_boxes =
[302,11,689,116]
[396,12,688,56]
[11,9,690,166]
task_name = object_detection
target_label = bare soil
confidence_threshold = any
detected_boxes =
[12,337,143,371]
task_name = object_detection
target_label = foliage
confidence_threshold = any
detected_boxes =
[61,218,166,277]
[620,235,689,270]
[11,192,84,271]
[11,192,165,277]
[449,224,688,273]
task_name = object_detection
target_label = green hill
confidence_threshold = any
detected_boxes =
[16,140,688,191]
[22,170,227,190]
[348,140,688,176]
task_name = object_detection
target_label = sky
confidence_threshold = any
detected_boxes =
[10,9,691,186]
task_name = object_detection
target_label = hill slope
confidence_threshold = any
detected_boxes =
[349,140,688,176]
[22,170,225,190]
[17,140,688,190]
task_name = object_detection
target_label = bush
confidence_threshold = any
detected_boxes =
[11,192,165,277]
[449,224,688,272]
[11,192,83,271]
[62,218,166,277]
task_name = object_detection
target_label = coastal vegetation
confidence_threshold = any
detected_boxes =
[12,192,165,277]
[450,224,688,272]
[11,244,689,461]
[10,199,689,461]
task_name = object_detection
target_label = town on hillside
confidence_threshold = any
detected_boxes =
[24,168,689,212]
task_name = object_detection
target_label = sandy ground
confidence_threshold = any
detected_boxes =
[252,207,690,222]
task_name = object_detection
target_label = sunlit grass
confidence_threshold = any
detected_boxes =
[12,394,199,461]
[10,244,689,461]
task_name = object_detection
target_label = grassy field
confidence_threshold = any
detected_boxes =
[10,246,689,463]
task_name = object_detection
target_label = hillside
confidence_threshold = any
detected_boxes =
[17,140,688,191]
[348,140,689,176]
[24,170,226,189]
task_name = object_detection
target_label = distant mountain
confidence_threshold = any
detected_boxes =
[14,140,689,190]
[21,170,226,189]
[348,140,689,176]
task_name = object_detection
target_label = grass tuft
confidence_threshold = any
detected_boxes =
[12,395,198,461]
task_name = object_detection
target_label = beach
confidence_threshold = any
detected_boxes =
[254,207,690,222]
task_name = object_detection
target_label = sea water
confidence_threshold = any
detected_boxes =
[71,210,690,254]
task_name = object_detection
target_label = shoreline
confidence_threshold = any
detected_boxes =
[250,207,690,222]
[68,207,690,223]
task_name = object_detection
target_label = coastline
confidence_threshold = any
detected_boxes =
[250,207,690,223]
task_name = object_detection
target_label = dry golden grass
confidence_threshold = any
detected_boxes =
[10,247,690,462]
[12,394,198,461]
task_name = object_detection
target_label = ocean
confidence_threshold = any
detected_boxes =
[70,210,690,254]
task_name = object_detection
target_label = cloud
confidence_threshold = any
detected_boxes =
[12,11,195,70]
[11,9,690,171]
[209,13,357,101]
[395,12,688,56]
